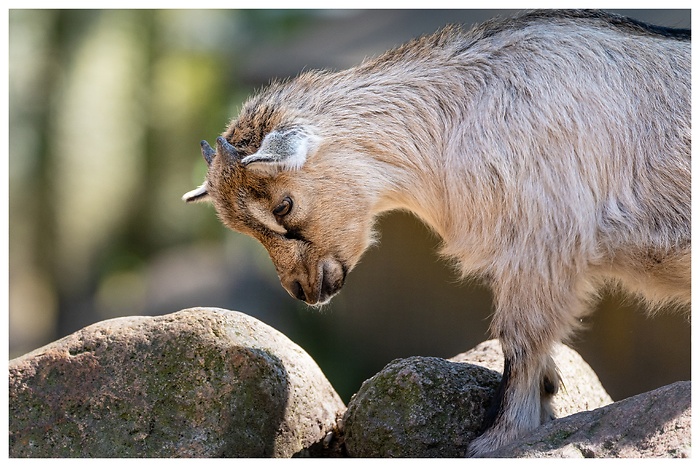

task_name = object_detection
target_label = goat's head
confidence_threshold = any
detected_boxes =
[183,103,381,306]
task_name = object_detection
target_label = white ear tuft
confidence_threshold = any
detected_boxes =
[182,181,211,203]
[241,128,319,173]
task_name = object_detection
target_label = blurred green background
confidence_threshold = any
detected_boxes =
[8,9,690,403]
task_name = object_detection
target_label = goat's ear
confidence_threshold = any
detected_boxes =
[182,181,211,203]
[241,128,319,174]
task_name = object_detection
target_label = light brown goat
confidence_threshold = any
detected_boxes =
[184,10,690,456]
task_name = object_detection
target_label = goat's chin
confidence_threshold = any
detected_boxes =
[297,287,340,309]
[308,293,337,309]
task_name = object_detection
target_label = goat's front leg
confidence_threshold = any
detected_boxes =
[468,344,559,456]
[467,273,585,456]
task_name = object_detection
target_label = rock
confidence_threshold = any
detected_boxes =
[489,381,691,458]
[9,314,686,459]
[342,340,613,457]
[9,308,345,458]
[342,356,501,457]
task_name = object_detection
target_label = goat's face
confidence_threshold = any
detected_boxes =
[183,125,378,306]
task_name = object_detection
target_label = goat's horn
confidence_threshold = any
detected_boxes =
[200,140,215,166]
[216,136,239,163]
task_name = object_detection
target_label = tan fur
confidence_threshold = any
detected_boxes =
[184,10,690,456]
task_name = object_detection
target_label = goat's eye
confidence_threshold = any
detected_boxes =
[273,197,293,218]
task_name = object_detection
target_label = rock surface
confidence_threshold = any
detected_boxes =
[342,339,613,457]
[9,308,345,458]
[342,356,501,457]
[8,309,688,458]
[490,381,691,458]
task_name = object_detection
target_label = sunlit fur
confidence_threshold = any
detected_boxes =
[185,10,690,456]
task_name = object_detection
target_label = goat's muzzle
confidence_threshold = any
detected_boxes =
[282,258,347,306]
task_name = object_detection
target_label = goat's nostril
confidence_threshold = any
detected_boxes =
[291,280,306,302]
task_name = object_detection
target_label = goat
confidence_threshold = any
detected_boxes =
[183,10,690,456]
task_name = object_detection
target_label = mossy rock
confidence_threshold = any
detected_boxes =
[9,308,345,458]
[342,356,501,457]
[342,340,616,458]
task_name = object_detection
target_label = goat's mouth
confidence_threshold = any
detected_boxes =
[286,259,348,306]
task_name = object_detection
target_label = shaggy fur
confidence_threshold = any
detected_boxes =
[184,10,690,456]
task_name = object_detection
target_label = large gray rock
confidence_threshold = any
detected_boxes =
[9,308,345,458]
[490,381,690,458]
[342,340,613,457]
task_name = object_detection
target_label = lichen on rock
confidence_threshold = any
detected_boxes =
[8,308,345,458]
[8,310,689,459]
[342,356,501,457]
